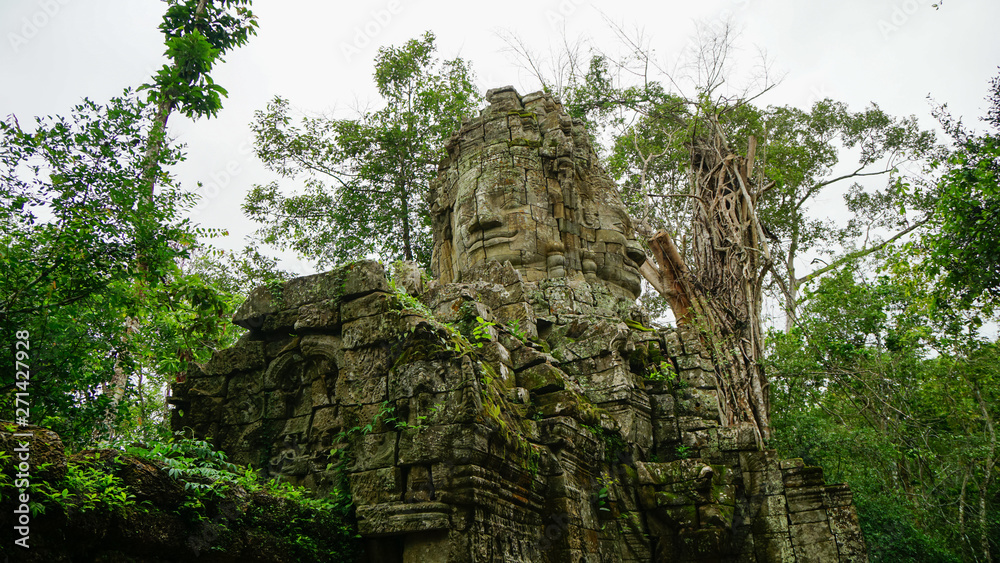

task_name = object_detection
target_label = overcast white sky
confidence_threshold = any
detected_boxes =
[3,0,999,278]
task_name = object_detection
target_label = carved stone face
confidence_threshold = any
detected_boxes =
[430,87,645,301]
[450,165,553,277]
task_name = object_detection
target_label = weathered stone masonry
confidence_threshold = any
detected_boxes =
[172,87,867,562]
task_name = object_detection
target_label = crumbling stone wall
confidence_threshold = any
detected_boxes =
[172,88,867,562]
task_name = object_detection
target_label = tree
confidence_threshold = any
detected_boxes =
[0,93,199,445]
[766,252,999,561]
[925,70,1000,313]
[567,55,937,330]
[1,1,259,447]
[143,0,257,195]
[509,24,937,444]
[244,32,480,268]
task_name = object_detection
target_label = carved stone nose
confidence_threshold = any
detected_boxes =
[469,208,502,233]
[625,241,646,266]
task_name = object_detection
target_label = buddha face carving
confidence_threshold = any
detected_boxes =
[451,167,552,276]
[429,87,645,301]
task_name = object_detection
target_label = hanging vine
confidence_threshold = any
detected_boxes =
[646,115,774,446]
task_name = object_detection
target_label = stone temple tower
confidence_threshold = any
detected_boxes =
[428,86,645,302]
[172,87,869,562]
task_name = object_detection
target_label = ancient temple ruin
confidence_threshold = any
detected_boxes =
[171,87,868,562]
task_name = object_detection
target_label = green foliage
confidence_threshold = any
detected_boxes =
[767,252,999,561]
[506,319,528,343]
[145,0,258,119]
[471,316,496,347]
[0,92,217,447]
[127,435,354,521]
[53,454,138,514]
[0,2,260,448]
[593,479,612,514]
[925,71,1000,312]
[0,435,360,561]
[245,32,481,268]
[644,361,678,384]
[557,47,938,331]
[127,437,244,492]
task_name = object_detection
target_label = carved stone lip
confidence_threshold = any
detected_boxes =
[466,229,519,254]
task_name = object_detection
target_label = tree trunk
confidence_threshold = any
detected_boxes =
[399,157,413,261]
[784,224,799,333]
[642,122,773,446]
[975,385,995,562]
[142,0,210,199]
[106,0,211,437]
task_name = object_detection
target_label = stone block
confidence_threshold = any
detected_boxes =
[356,501,451,536]
[310,406,342,445]
[780,458,805,470]
[259,308,299,334]
[790,519,836,546]
[202,340,265,376]
[652,418,680,445]
[310,377,331,407]
[755,533,795,562]
[397,424,490,465]
[517,362,566,393]
[650,393,675,418]
[341,291,391,322]
[783,465,826,488]
[743,468,785,497]
[294,298,341,331]
[352,431,397,471]
[828,505,868,561]
[792,539,840,563]
[336,368,387,405]
[281,415,311,437]
[675,387,720,419]
[262,351,305,391]
[233,263,383,330]
[389,359,472,400]
[678,528,730,558]
[263,390,293,420]
[222,394,263,425]
[716,423,758,452]
[789,508,829,525]
[679,368,716,389]
[342,312,399,349]
[636,460,713,487]
[188,375,227,397]
[349,466,402,505]
[681,428,716,451]
[341,260,391,299]
[699,503,735,529]
[678,416,718,433]
[823,483,855,507]
[786,487,826,513]
[534,390,586,420]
